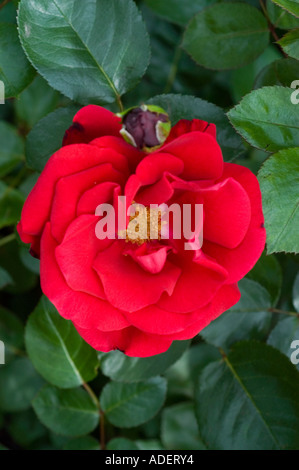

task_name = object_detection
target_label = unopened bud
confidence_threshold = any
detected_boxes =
[118,104,171,152]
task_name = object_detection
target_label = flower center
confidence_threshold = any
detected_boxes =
[122,203,165,245]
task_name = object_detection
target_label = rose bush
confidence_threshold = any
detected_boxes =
[17,105,266,357]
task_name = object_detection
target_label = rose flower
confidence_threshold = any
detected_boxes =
[17,105,266,357]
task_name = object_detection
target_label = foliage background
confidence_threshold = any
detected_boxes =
[0,0,299,450]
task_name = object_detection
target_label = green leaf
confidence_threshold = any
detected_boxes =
[0,267,13,290]
[0,357,44,412]
[107,438,139,451]
[258,148,299,254]
[63,436,100,450]
[32,385,99,436]
[293,271,299,312]
[0,121,24,178]
[19,245,40,275]
[182,3,269,70]
[201,279,272,351]
[148,94,242,160]
[161,402,206,450]
[254,58,299,89]
[100,340,189,383]
[0,306,24,363]
[228,86,299,152]
[165,343,221,398]
[144,0,215,26]
[106,437,164,450]
[0,22,35,98]
[18,0,150,105]
[135,439,164,450]
[272,0,299,18]
[267,0,299,28]
[26,106,79,172]
[15,75,60,129]
[0,1,17,24]
[195,341,299,449]
[7,409,47,448]
[25,296,99,389]
[230,46,281,103]
[278,29,299,60]
[0,182,25,229]
[0,239,37,294]
[268,316,299,370]
[100,377,167,428]
[246,252,282,304]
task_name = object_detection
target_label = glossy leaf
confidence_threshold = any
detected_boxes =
[278,29,299,60]
[268,316,299,370]
[148,94,242,160]
[144,0,215,26]
[0,22,35,98]
[100,340,189,383]
[0,358,44,412]
[201,279,272,350]
[15,75,60,129]
[258,148,299,254]
[25,296,99,389]
[254,58,299,88]
[272,0,299,18]
[0,182,25,229]
[100,377,167,428]
[246,252,282,304]
[161,402,206,450]
[182,3,269,70]
[63,436,100,450]
[267,0,299,28]
[195,341,299,449]
[293,272,299,312]
[0,306,24,363]
[32,385,99,436]
[228,86,299,152]
[26,106,79,172]
[0,121,24,178]
[18,0,150,105]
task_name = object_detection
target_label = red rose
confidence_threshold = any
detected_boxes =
[17,105,266,357]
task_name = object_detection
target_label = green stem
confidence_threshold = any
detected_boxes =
[116,95,124,113]
[0,233,16,248]
[268,308,299,318]
[164,45,182,94]
[0,0,11,11]
[259,0,288,57]
[83,382,106,450]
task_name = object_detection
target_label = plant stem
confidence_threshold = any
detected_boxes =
[268,308,299,318]
[83,382,106,450]
[0,233,16,248]
[259,0,288,57]
[164,45,182,94]
[116,94,124,113]
[0,0,11,11]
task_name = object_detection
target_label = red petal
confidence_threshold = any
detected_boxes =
[74,324,173,357]
[93,241,181,312]
[157,254,227,313]
[160,131,223,181]
[202,177,251,249]
[203,163,266,282]
[55,215,110,299]
[62,105,122,146]
[161,283,241,340]
[40,223,129,331]
[165,119,217,144]
[50,163,124,242]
